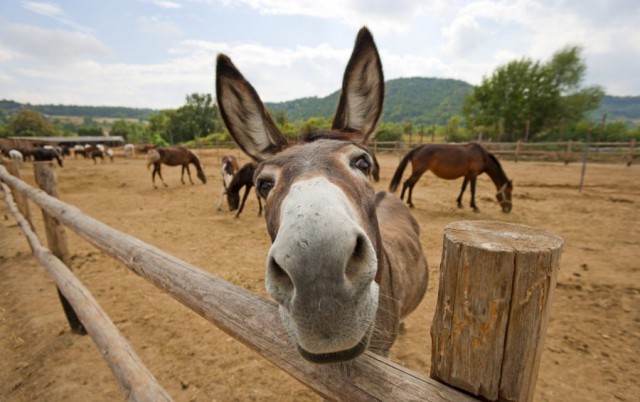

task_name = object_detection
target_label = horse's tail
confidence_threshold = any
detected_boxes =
[389,147,419,192]
[146,149,160,170]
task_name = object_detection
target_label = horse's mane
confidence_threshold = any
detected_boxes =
[486,151,509,184]
[188,150,204,171]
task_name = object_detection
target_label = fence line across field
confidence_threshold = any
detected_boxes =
[1,160,563,402]
[206,139,638,164]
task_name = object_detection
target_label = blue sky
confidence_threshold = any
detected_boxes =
[1,0,639,109]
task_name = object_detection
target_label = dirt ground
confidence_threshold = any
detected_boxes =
[1,149,639,402]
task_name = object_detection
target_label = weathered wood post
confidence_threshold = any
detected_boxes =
[3,160,34,230]
[431,221,563,402]
[515,140,522,162]
[33,162,86,335]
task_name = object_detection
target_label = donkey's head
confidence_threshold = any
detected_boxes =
[216,28,384,363]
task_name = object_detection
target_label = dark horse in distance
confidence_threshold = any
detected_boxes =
[389,143,513,212]
[226,162,262,218]
[32,148,63,167]
[146,147,206,188]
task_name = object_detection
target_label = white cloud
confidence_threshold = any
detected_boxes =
[148,0,183,9]
[21,1,92,32]
[217,0,443,34]
[2,24,111,64]
[138,16,183,37]
[442,14,485,56]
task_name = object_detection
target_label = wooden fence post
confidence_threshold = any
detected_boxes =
[515,140,522,162]
[3,160,34,230]
[629,139,636,165]
[33,162,86,335]
[431,221,563,402]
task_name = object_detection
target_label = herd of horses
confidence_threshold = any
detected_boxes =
[1,27,514,366]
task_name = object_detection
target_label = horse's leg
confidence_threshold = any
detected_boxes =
[235,185,251,218]
[151,165,158,189]
[216,186,226,211]
[180,165,186,184]
[457,178,469,208]
[402,169,426,208]
[185,164,194,185]
[470,176,479,212]
[157,164,168,187]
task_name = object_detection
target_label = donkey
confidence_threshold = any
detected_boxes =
[216,27,428,363]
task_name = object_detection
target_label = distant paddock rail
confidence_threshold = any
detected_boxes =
[0,161,563,402]
[194,139,638,164]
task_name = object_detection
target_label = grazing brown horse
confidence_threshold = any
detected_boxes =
[226,162,262,218]
[216,27,428,363]
[216,155,240,211]
[389,143,513,212]
[146,147,206,188]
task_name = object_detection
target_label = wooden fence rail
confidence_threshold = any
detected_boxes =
[1,179,172,402]
[205,140,638,164]
[0,163,475,402]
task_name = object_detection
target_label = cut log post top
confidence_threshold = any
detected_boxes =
[431,220,563,402]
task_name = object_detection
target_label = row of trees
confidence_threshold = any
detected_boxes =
[1,45,638,144]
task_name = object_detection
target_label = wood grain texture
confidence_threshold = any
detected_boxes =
[431,221,563,402]
[0,164,476,402]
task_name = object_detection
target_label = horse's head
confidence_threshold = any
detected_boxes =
[497,180,513,213]
[227,189,240,211]
[197,169,207,184]
[217,27,384,363]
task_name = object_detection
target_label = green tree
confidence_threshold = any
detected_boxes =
[77,126,104,136]
[7,110,57,136]
[110,119,145,142]
[464,46,603,141]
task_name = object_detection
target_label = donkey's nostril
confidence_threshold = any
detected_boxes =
[345,234,369,280]
[267,256,294,295]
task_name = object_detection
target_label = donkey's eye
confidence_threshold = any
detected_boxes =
[257,179,274,198]
[351,155,371,175]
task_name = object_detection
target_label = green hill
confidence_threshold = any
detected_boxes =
[591,96,640,125]
[0,99,156,120]
[2,79,638,127]
[266,77,474,126]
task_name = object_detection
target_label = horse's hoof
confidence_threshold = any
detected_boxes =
[457,203,463,208]
[408,204,415,209]
[472,208,480,213]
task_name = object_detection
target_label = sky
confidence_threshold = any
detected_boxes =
[1,0,639,109]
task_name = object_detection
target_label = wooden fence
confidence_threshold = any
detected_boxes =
[202,139,638,164]
[0,161,563,402]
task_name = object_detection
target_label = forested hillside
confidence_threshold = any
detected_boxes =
[591,96,640,124]
[266,77,474,125]
[2,80,638,128]
[0,100,155,120]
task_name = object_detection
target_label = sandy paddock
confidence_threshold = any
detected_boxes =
[1,149,639,401]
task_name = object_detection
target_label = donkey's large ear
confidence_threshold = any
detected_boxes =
[216,54,288,162]
[332,27,384,142]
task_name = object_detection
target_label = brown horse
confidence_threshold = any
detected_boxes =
[216,154,240,211]
[216,27,428,363]
[146,147,206,188]
[226,162,262,218]
[389,143,513,212]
